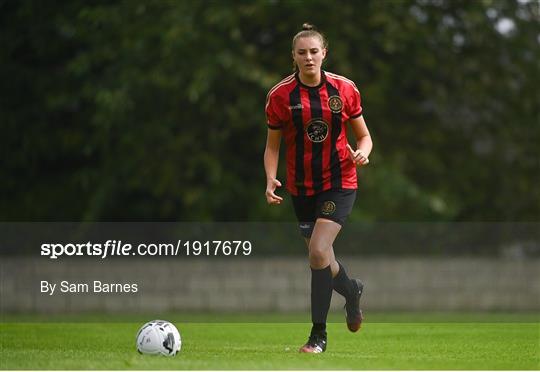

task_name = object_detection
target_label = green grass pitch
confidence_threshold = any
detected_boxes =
[1,313,539,370]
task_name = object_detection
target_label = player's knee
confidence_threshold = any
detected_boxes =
[308,241,330,267]
[309,254,329,269]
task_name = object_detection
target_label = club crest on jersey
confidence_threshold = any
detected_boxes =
[306,119,329,143]
[327,95,343,113]
[321,201,336,216]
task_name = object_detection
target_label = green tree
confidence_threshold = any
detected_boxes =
[1,0,538,222]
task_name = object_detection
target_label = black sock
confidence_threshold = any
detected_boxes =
[311,265,333,334]
[333,261,355,299]
[311,323,326,335]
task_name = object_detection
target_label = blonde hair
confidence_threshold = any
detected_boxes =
[291,23,328,71]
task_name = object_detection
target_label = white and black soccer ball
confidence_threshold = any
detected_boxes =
[136,320,181,356]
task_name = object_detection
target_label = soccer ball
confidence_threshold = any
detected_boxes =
[136,320,181,356]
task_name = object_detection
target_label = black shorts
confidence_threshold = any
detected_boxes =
[291,188,356,238]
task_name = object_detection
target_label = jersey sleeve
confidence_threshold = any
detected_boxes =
[265,91,286,130]
[346,83,362,119]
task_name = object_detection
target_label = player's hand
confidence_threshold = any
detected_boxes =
[265,178,283,205]
[346,144,369,166]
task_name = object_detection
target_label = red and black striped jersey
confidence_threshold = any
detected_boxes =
[265,70,363,196]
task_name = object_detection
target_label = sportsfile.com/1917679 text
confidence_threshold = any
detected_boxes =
[40,240,253,259]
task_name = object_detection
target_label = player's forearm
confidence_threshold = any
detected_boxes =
[349,115,372,158]
[356,134,373,158]
[264,147,280,181]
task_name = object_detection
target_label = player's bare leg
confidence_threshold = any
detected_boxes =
[299,219,340,353]
[303,221,364,334]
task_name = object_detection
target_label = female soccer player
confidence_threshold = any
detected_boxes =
[264,23,373,353]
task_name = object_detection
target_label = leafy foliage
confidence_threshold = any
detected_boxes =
[1,0,538,221]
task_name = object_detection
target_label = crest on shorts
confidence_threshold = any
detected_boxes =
[321,201,336,216]
[306,119,329,143]
[327,95,343,113]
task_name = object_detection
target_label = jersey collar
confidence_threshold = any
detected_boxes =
[295,70,327,90]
